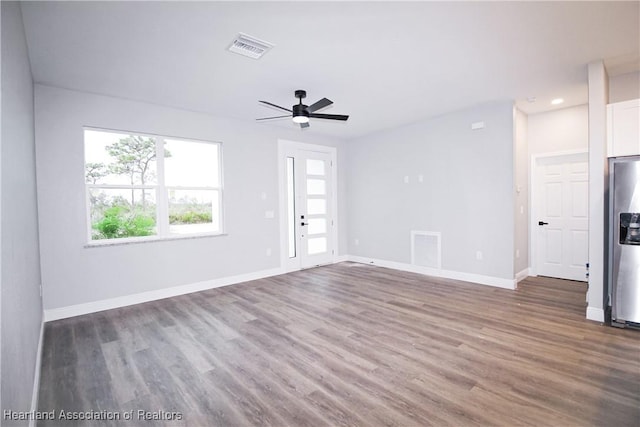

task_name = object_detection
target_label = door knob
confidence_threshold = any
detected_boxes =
[538,221,549,226]
[301,222,307,226]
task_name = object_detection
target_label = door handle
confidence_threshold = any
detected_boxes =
[538,221,549,226]
[301,222,307,226]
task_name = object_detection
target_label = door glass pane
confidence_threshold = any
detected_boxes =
[307,218,326,235]
[306,159,325,176]
[287,157,296,258]
[307,237,327,255]
[88,188,157,240]
[165,139,219,187]
[307,199,326,215]
[307,179,326,196]
[168,189,219,234]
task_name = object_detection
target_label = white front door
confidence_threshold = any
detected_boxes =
[535,153,589,281]
[281,142,336,271]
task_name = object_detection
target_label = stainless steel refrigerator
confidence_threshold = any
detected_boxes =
[609,155,640,327]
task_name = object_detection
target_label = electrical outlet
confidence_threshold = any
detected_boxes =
[516,249,520,258]
[266,248,272,257]
[476,251,483,261]
[354,239,360,246]
[404,175,409,184]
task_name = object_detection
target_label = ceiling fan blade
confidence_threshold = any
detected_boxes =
[307,98,333,113]
[300,122,310,129]
[259,100,292,113]
[308,113,349,121]
[256,115,291,121]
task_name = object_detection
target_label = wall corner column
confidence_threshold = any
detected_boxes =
[587,60,609,322]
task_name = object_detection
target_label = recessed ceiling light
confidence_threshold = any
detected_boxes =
[527,97,536,103]
[551,98,564,105]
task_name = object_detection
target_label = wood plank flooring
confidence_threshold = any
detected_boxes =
[37,263,640,426]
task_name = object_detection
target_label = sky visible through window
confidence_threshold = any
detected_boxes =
[84,130,219,187]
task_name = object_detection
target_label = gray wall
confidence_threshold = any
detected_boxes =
[1,1,43,421]
[609,71,640,103]
[346,101,515,280]
[34,85,347,311]
[528,104,588,155]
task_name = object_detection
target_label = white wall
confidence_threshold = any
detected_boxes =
[587,61,609,322]
[528,104,588,155]
[34,85,347,312]
[513,108,528,276]
[609,71,640,103]
[346,101,515,282]
[1,2,43,421]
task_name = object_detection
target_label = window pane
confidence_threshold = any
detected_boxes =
[84,129,158,185]
[307,199,326,215]
[168,189,219,234]
[165,140,219,187]
[306,159,325,176]
[307,237,327,255]
[89,188,157,240]
[307,218,326,235]
[287,157,296,258]
[307,179,326,196]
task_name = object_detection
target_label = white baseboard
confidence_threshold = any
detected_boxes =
[29,315,45,427]
[586,306,605,323]
[346,255,516,290]
[42,254,517,322]
[44,267,285,322]
[516,268,530,283]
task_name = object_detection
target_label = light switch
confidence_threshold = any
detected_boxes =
[264,210,275,219]
[404,176,409,184]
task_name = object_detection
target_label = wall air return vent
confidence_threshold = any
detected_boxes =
[411,231,442,269]
[227,33,274,59]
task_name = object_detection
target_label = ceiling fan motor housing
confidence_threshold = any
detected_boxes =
[293,104,309,119]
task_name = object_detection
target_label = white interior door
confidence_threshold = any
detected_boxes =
[282,144,335,270]
[535,153,589,281]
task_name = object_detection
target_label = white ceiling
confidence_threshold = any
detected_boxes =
[20,1,640,139]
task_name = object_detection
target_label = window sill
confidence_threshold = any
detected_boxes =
[84,232,228,248]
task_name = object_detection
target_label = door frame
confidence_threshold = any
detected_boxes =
[529,149,588,277]
[277,139,339,272]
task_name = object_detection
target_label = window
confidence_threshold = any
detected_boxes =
[84,128,223,242]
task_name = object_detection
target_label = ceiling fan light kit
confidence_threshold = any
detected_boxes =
[258,90,349,129]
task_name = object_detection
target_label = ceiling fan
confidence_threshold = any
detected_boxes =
[257,90,349,129]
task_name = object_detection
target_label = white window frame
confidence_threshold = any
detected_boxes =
[84,127,225,246]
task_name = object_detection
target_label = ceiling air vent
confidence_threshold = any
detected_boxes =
[227,33,274,59]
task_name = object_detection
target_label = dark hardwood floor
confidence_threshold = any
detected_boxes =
[37,263,640,426]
